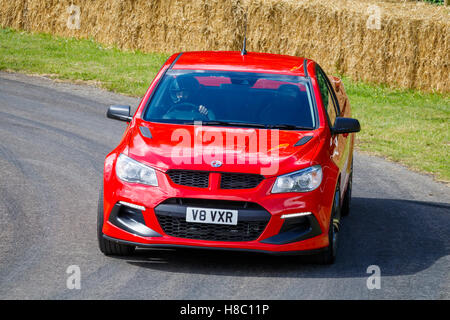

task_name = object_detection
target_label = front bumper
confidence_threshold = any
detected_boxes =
[102,165,335,254]
[102,234,328,256]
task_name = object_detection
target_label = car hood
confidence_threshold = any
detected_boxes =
[127,120,319,177]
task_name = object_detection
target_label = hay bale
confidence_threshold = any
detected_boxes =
[0,0,448,92]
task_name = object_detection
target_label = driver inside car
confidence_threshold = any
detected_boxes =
[163,75,215,120]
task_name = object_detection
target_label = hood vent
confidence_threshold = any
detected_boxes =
[139,126,152,139]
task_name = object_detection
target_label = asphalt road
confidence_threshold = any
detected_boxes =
[0,71,449,300]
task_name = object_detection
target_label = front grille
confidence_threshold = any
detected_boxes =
[156,215,267,242]
[154,198,271,242]
[166,170,264,189]
[166,170,209,188]
[220,173,264,189]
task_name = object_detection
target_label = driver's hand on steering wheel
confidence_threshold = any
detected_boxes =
[198,105,209,116]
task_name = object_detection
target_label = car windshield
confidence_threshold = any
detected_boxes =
[143,70,316,129]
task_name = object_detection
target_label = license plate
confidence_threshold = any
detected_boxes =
[186,207,238,225]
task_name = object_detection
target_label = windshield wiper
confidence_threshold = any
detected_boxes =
[200,120,266,128]
[266,124,314,130]
[181,121,312,130]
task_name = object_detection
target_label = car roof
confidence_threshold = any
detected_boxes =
[171,51,310,77]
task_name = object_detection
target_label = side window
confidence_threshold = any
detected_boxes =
[316,67,338,126]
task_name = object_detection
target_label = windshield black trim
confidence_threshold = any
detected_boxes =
[305,79,319,130]
[170,52,183,69]
[141,53,183,120]
[303,59,309,77]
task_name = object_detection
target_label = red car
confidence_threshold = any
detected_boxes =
[98,51,360,264]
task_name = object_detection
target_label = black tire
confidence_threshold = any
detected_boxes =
[341,162,353,217]
[97,185,135,256]
[314,186,341,265]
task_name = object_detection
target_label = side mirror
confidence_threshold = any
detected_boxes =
[332,117,360,134]
[107,105,132,122]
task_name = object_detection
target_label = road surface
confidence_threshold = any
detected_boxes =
[0,72,449,299]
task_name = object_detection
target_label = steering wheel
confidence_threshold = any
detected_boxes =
[166,103,211,121]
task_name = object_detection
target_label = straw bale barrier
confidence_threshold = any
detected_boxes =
[0,0,448,92]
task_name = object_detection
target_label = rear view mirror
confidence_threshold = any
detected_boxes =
[332,117,361,134]
[107,105,132,122]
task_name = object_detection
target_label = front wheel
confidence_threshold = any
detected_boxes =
[314,187,340,264]
[97,185,135,256]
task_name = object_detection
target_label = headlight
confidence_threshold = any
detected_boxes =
[115,154,158,186]
[272,165,322,193]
